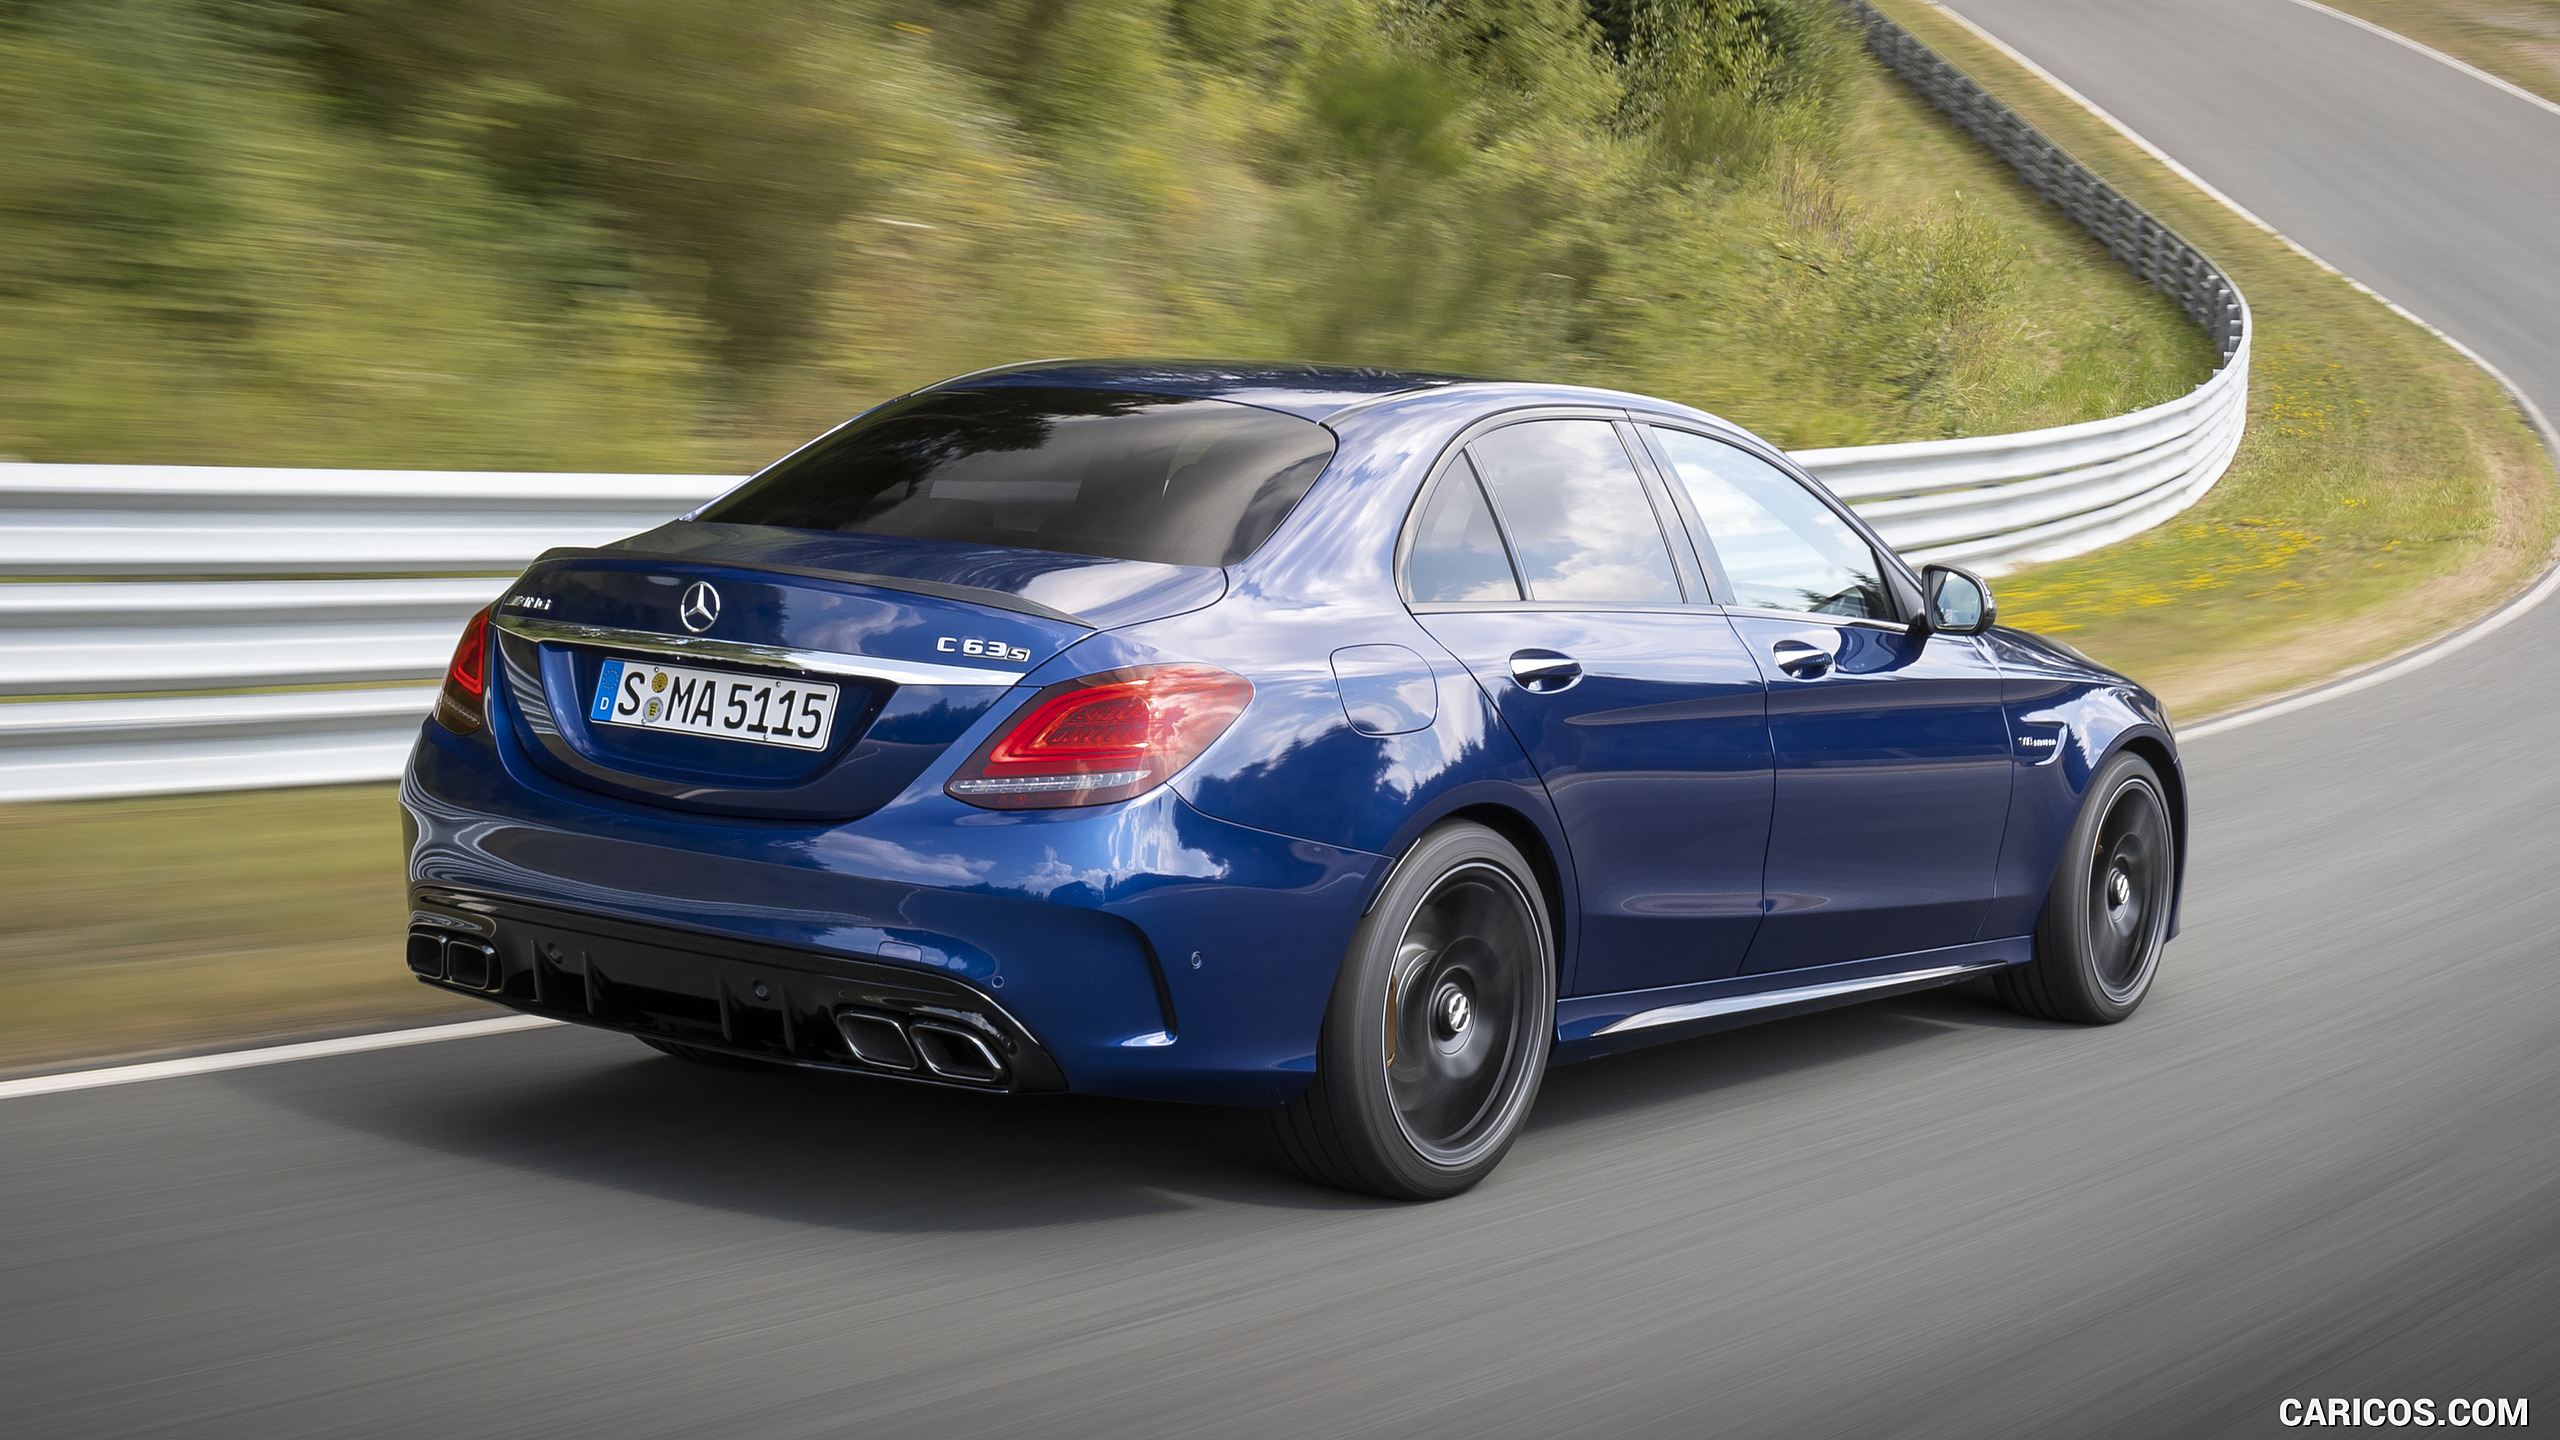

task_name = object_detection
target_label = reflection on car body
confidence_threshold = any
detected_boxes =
[404,361,2185,1199]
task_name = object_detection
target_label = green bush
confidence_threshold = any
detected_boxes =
[0,0,2210,471]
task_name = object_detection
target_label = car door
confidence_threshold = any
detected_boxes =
[1405,413,1773,995]
[1643,425,2013,975]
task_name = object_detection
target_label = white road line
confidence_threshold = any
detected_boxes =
[0,1014,563,1102]
[1924,2,2299,237]
[1929,0,2560,457]
[2183,559,2560,739]
[1928,0,2560,737]
[2282,0,2560,123]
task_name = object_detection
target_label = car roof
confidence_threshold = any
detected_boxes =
[924,359,1480,421]
[925,359,1745,436]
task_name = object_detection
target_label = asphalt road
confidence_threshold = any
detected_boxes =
[1949,0,2560,414]
[6,5,2557,1435]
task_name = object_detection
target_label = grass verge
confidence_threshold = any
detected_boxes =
[2,0,2207,471]
[1874,0,2558,720]
[2317,0,2560,106]
[0,785,476,1075]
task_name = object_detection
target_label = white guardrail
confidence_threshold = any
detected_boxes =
[0,6,2250,803]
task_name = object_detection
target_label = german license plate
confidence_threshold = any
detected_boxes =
[589,658,839,751]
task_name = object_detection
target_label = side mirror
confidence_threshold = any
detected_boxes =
[1919,564,1996,636]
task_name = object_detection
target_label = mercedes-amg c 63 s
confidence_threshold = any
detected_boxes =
[403,361,2184,1198]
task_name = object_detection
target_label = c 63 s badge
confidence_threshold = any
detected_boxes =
[939,636,1032,662]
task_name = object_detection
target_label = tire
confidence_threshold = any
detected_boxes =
[1996,751,2177,1024]
[1270,821,1556,1200]
[637,1036,771,1070]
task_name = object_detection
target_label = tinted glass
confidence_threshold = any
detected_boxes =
[1405,456,1522,601]
[1654,429,1889,619]
[1466,420,1683,604]
[701,387,1338,567]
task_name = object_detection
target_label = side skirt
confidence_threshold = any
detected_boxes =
[1550,936,2031,1063]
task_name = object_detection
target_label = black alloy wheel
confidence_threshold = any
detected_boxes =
[1271,821,1556,1199]
[2088,777,2173,1002]
[1998,751,2177,1024]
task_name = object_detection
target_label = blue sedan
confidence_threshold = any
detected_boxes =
[403,361,2185,1199]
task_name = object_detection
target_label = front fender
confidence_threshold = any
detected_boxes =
[1984,631,2188,939]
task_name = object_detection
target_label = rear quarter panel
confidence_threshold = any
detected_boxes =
[1078,387,1586,969]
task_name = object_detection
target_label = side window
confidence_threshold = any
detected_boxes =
[1467,420,1684,604]
[1653,429,1890,619]
[1406,456,1522,602]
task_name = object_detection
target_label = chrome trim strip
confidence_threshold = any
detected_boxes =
[491,615,1026,688]
[1594,959,2009,1036]
[1407,601,1713,615]
[1718,604,1911,633]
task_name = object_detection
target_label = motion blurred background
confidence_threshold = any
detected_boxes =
[0,0,2547,1083]
[0,0,2223,1070]
[0,0,2210,478]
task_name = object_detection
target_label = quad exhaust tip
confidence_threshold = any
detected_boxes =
[834,1010,1007,1085]
[404,929,1005,1083]
[407,929,498,991]
[835,1012,918,1071]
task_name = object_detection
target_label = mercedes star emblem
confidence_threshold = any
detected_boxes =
[678,581,720,633]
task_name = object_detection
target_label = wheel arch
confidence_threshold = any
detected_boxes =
[2107,729,2189,937]
[1363,799,1574,994]
[1443,803,1569,973]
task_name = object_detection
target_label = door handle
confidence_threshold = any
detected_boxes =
[1509,650,1583,694]
[1771,636,1837,679]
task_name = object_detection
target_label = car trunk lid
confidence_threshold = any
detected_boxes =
[489,527,1222,819]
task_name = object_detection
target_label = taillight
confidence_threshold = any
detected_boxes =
[434,605,493,734]
[946,664,1253,809]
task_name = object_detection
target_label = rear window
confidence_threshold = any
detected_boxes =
[698,387,1338,567]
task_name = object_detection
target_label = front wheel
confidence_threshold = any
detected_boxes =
[1270,821,1555,1200]
[1997,751,2177,1024]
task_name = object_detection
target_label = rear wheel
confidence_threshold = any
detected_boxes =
[1270,821,1555,1200]
[1997,752,2176,1024]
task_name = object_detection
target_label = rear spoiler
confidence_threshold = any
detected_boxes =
[533,548,1095,628]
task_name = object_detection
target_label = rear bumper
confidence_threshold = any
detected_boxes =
[408,889,1069,1091]
[402,703,1384,1106]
